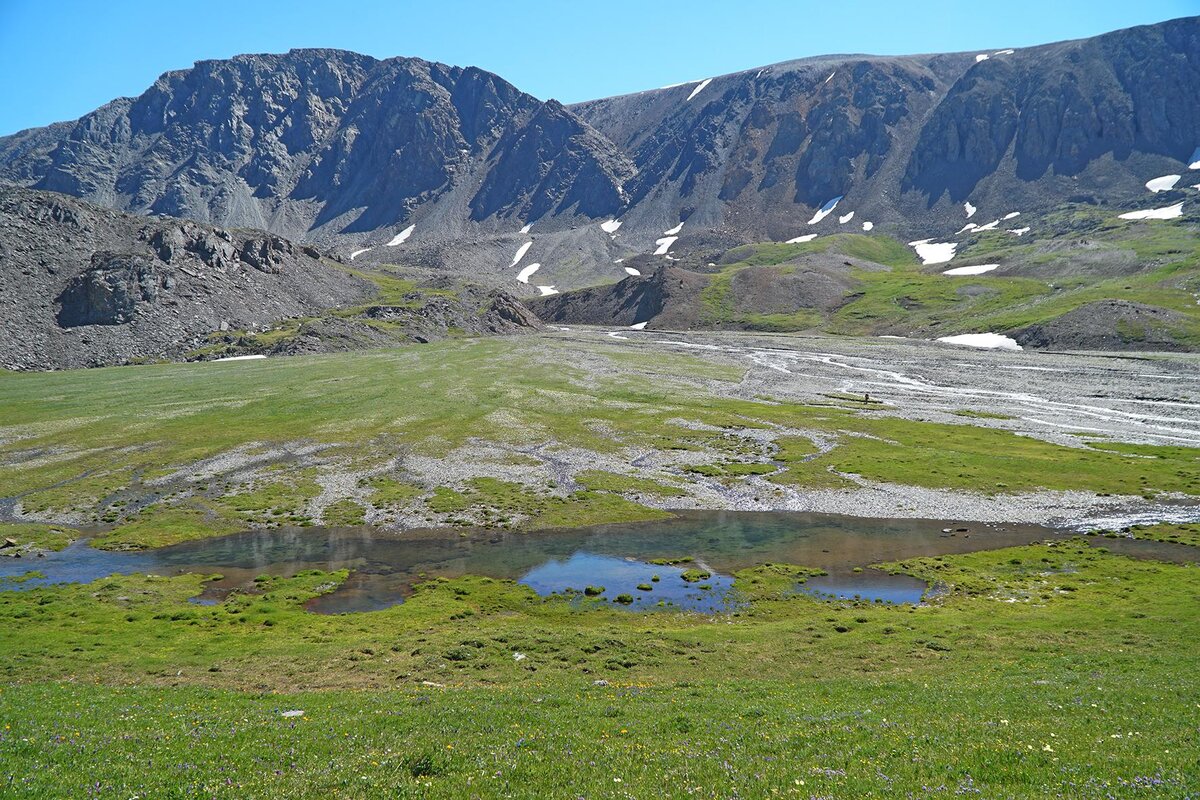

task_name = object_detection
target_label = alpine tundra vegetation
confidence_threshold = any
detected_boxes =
[1,3,1199,798]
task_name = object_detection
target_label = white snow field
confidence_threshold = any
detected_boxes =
[537,285,559,296]
[213,354,268,362]
[630,321,649,330]
[786,234,818,244]
[686,78,713,101]
[654,236,679,255]
[510,241,533,267]
[943,264,998,276]
[385,224,415,246]
[663,222,684,236]
[1119,203,1184,221]
[516,263,541,283]
[350,248,370,260]
[807,196,842,225]
[1146,175,1181,192]
[600,219,622,234]
[908,239,957,265]
[937,333,1022,351]
[624,267,642,276]
[838,212,855,224]
[861,221,874,231]
[964,202,977,218]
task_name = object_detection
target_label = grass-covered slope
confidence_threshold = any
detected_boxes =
[536,206,1200,350]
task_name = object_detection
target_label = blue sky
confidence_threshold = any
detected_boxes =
[1,0,1196,135]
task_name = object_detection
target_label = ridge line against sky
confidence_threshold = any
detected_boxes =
[0,0,1196,136]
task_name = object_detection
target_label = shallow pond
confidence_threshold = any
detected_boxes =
[0,511,1193,613]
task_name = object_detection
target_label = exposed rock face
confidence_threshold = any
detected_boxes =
[0,185,375,369]
[0,51,630,245]
[0,19,1197,292]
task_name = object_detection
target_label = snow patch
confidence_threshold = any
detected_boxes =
[807,196,843,225]
[654,236,679,255]
[786,234,818,244]
[937,333,1022,351]
[1003,211,1021,220]
[1119,203,1184,221]
[385,224,415,246]
[943,264,998,276]
[350,248,370,261]
[607,331,629,340]
[964,201,977,218]
[975,54,989,62]
[510,241,533,267]
[214,354,267,362]
[1190,146,1200,170]
[1146,175,1181,193]
[516,263,541,284]
[956,223,978,235]
[976,220,1000,231]
[600,219,622,234]
[624,267,642,276]
[520,223,532,234]
[861,221,874,231]
[537,285,559,296]
[838,211,855,224]
[630,321,648,330]
[1008,227,1030,236]
[994,49,1015,55]
[824,72,835,84]
[663,222,684,236]
[909,240,957,265]
[686,78,713,101]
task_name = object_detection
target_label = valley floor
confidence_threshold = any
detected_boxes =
[1,331,1198,797]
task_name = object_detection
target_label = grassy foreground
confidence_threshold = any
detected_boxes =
[0,541,1198,797]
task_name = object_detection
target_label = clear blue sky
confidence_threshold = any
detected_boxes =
[1,0,1196,135]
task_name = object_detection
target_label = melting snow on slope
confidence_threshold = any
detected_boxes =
[975,54,989,62]
[976,220,1000,231]
[838,211,855,224]
[630,321,648,330]
[964,202,977,218]
[686,78,713,101]
[654,236,679,255]
[537,285,559,296]
[1190,146,1200,169]
[214,354,268,362]
[824,72,836,84]
[937,333,1022,351]
[1003,212,1021,220]
[664,222,684,236]
[1009,227,1030,236]
[385,224,415,246]
[908,239,958,265]
[510,241,533,267]
[516,263,541,283]
[1119,203,1184,221]
[1146,175,1181,192]
[994,49,1015,55]
[601,219,622,234]
[624,267,641,276]
[520,223,532,234]
[861,221,874,231]
[350,248,370,260]
[607,331,629,340]
[786,234,818,244]
[807,196,843,225]
[956,223,978,235]
[943,264,998,276]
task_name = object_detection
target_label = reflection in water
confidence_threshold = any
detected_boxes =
[0,510,1194,613]
[800,570,930,604]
